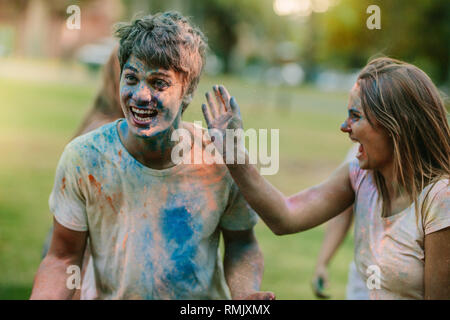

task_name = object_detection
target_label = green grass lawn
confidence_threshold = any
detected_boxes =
[0,61,355,299]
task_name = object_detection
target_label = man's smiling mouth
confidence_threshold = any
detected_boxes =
[130,106,158,123]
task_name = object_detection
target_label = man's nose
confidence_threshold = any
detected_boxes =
[340,118,351,133]
[133,84,152,107]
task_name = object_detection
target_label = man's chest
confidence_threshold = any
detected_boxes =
[82,172,231,238]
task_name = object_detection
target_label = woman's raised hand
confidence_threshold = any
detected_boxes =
[202,85,244,160]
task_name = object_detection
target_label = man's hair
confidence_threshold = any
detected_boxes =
[357,57,450,217]
[115,11,207,112]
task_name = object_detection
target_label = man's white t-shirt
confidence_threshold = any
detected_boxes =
[49,119,258,299]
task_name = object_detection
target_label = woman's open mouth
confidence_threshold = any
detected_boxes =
[356,143,365,159]
[130,106,158,125]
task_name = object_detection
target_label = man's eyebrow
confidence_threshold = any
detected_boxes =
[123,64,139,73]
[148,70,171,77]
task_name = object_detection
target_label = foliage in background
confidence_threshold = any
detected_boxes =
[316,0,450,83]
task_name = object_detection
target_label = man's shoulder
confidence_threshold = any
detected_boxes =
[179,121,232,178]
[66,120,120,156]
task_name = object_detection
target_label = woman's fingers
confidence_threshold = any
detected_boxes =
[213,85,227,113]
[218,85,232,112]
[230,96,241,117]
[201,103,213,128]
[205,91,218,118]
[204,85,240,128]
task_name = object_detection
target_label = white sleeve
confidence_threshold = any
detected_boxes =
[49,144,88,231]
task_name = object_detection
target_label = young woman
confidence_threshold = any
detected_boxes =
[202,57,450,299]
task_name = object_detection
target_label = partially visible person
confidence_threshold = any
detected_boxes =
[312,144,369,300]
[75,46,123,136]
[202,57,450,299]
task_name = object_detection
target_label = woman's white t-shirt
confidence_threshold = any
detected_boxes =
[349,160,450,299]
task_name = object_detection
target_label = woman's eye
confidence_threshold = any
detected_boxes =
[349,113,361,121]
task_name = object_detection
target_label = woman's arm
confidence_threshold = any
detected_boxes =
[316,207,353,271]
[424,226,450,299]
[202,85,355,235]
[312,206,353,297]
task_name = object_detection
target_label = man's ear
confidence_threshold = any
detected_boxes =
[181,94,193,113]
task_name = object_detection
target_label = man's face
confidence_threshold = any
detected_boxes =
[120,54,185,138]
[340,82,393,171]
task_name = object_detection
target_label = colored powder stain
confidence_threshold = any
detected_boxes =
[160,206,201,287]
[140,225,155,299]
[88,174,102,194]
[122,233,128,250]
[61,177,66,192]
[106,131,115,144]
[106,195,115,212]
[118,150,122,163]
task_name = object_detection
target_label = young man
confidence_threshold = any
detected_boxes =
[31,12,273,300]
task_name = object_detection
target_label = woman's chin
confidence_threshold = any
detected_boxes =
[357,158,370,169]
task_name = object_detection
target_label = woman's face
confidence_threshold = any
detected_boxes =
[340,82,393,172]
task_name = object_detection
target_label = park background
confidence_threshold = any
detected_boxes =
[0,0,448,299]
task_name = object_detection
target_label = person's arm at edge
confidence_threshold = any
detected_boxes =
[424,226,450,299]
[312,207,353,297]
[30,218,87,300]
[315,207,353,276]
[222,228,274,300]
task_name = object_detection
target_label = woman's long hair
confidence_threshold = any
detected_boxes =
[73,46,123,138]
[357,57,450,217]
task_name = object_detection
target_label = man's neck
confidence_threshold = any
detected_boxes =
[118,119,179,170]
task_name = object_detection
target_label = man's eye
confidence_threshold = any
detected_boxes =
[125,74,137,83]
[152,79,169,90]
